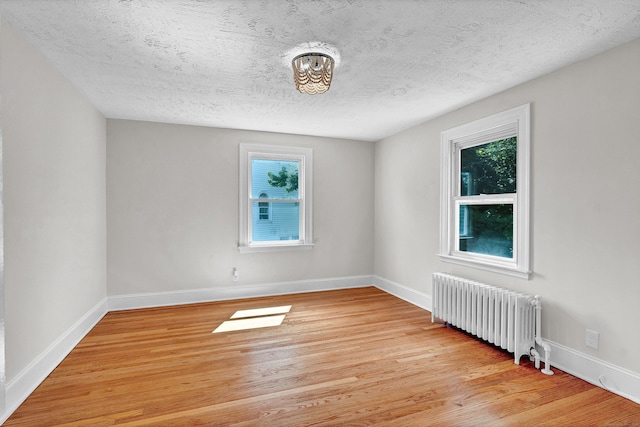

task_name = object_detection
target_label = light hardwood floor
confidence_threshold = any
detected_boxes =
[5,287,640,426]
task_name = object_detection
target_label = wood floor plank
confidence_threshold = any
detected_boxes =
[4,287,640,426]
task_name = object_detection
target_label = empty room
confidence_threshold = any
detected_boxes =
[0,0,639,425]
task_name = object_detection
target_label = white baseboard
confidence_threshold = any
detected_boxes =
[372,275,432,312]
[2,298,108,425]
[545,340,640,405]
[108,275,374,311]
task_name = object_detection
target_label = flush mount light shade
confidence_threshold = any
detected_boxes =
[292,53,335,95]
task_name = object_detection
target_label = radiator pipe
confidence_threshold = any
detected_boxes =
[530,347,541,370]
[534,296,554,375]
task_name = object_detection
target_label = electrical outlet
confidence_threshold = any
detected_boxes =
[232,268,239,282]
[586,329,599,349]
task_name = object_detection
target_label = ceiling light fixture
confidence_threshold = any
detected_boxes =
[292,52,335,95]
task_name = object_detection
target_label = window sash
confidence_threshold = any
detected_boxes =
[453,196,517,261]
[457,138,517,197]
[248,199,302,245]
[249,157,301,200]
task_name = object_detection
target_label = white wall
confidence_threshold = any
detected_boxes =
[374,38,640,374]
[1,19,107,382]
[107,120,375,296]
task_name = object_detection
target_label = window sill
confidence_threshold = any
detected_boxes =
[438,254,531,280]
[239,243,314,254]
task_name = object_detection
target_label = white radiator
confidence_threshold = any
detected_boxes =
[431,272,553,374]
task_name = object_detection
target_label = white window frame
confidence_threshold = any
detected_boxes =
[439,104,530,279]
[239,144,313,253]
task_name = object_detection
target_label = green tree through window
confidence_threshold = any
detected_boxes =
[267,166,298,193]
[461,137,516,195]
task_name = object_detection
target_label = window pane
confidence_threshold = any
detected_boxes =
[251,159,299,199]
[460,138,516,195]
[251,201,300,242]
[459,204,513,258]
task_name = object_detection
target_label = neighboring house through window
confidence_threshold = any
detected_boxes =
[439,104,530,278]
[239,144,313,252]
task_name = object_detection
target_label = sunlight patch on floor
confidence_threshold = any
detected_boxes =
[230,305,292,319]
[213,315,286,333]
[213,305,293,333]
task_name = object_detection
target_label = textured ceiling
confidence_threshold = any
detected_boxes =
[1,0,639,141]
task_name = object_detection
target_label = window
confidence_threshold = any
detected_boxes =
[239,144,313,252]
[258,193,270,220]
[439,104,530,278]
